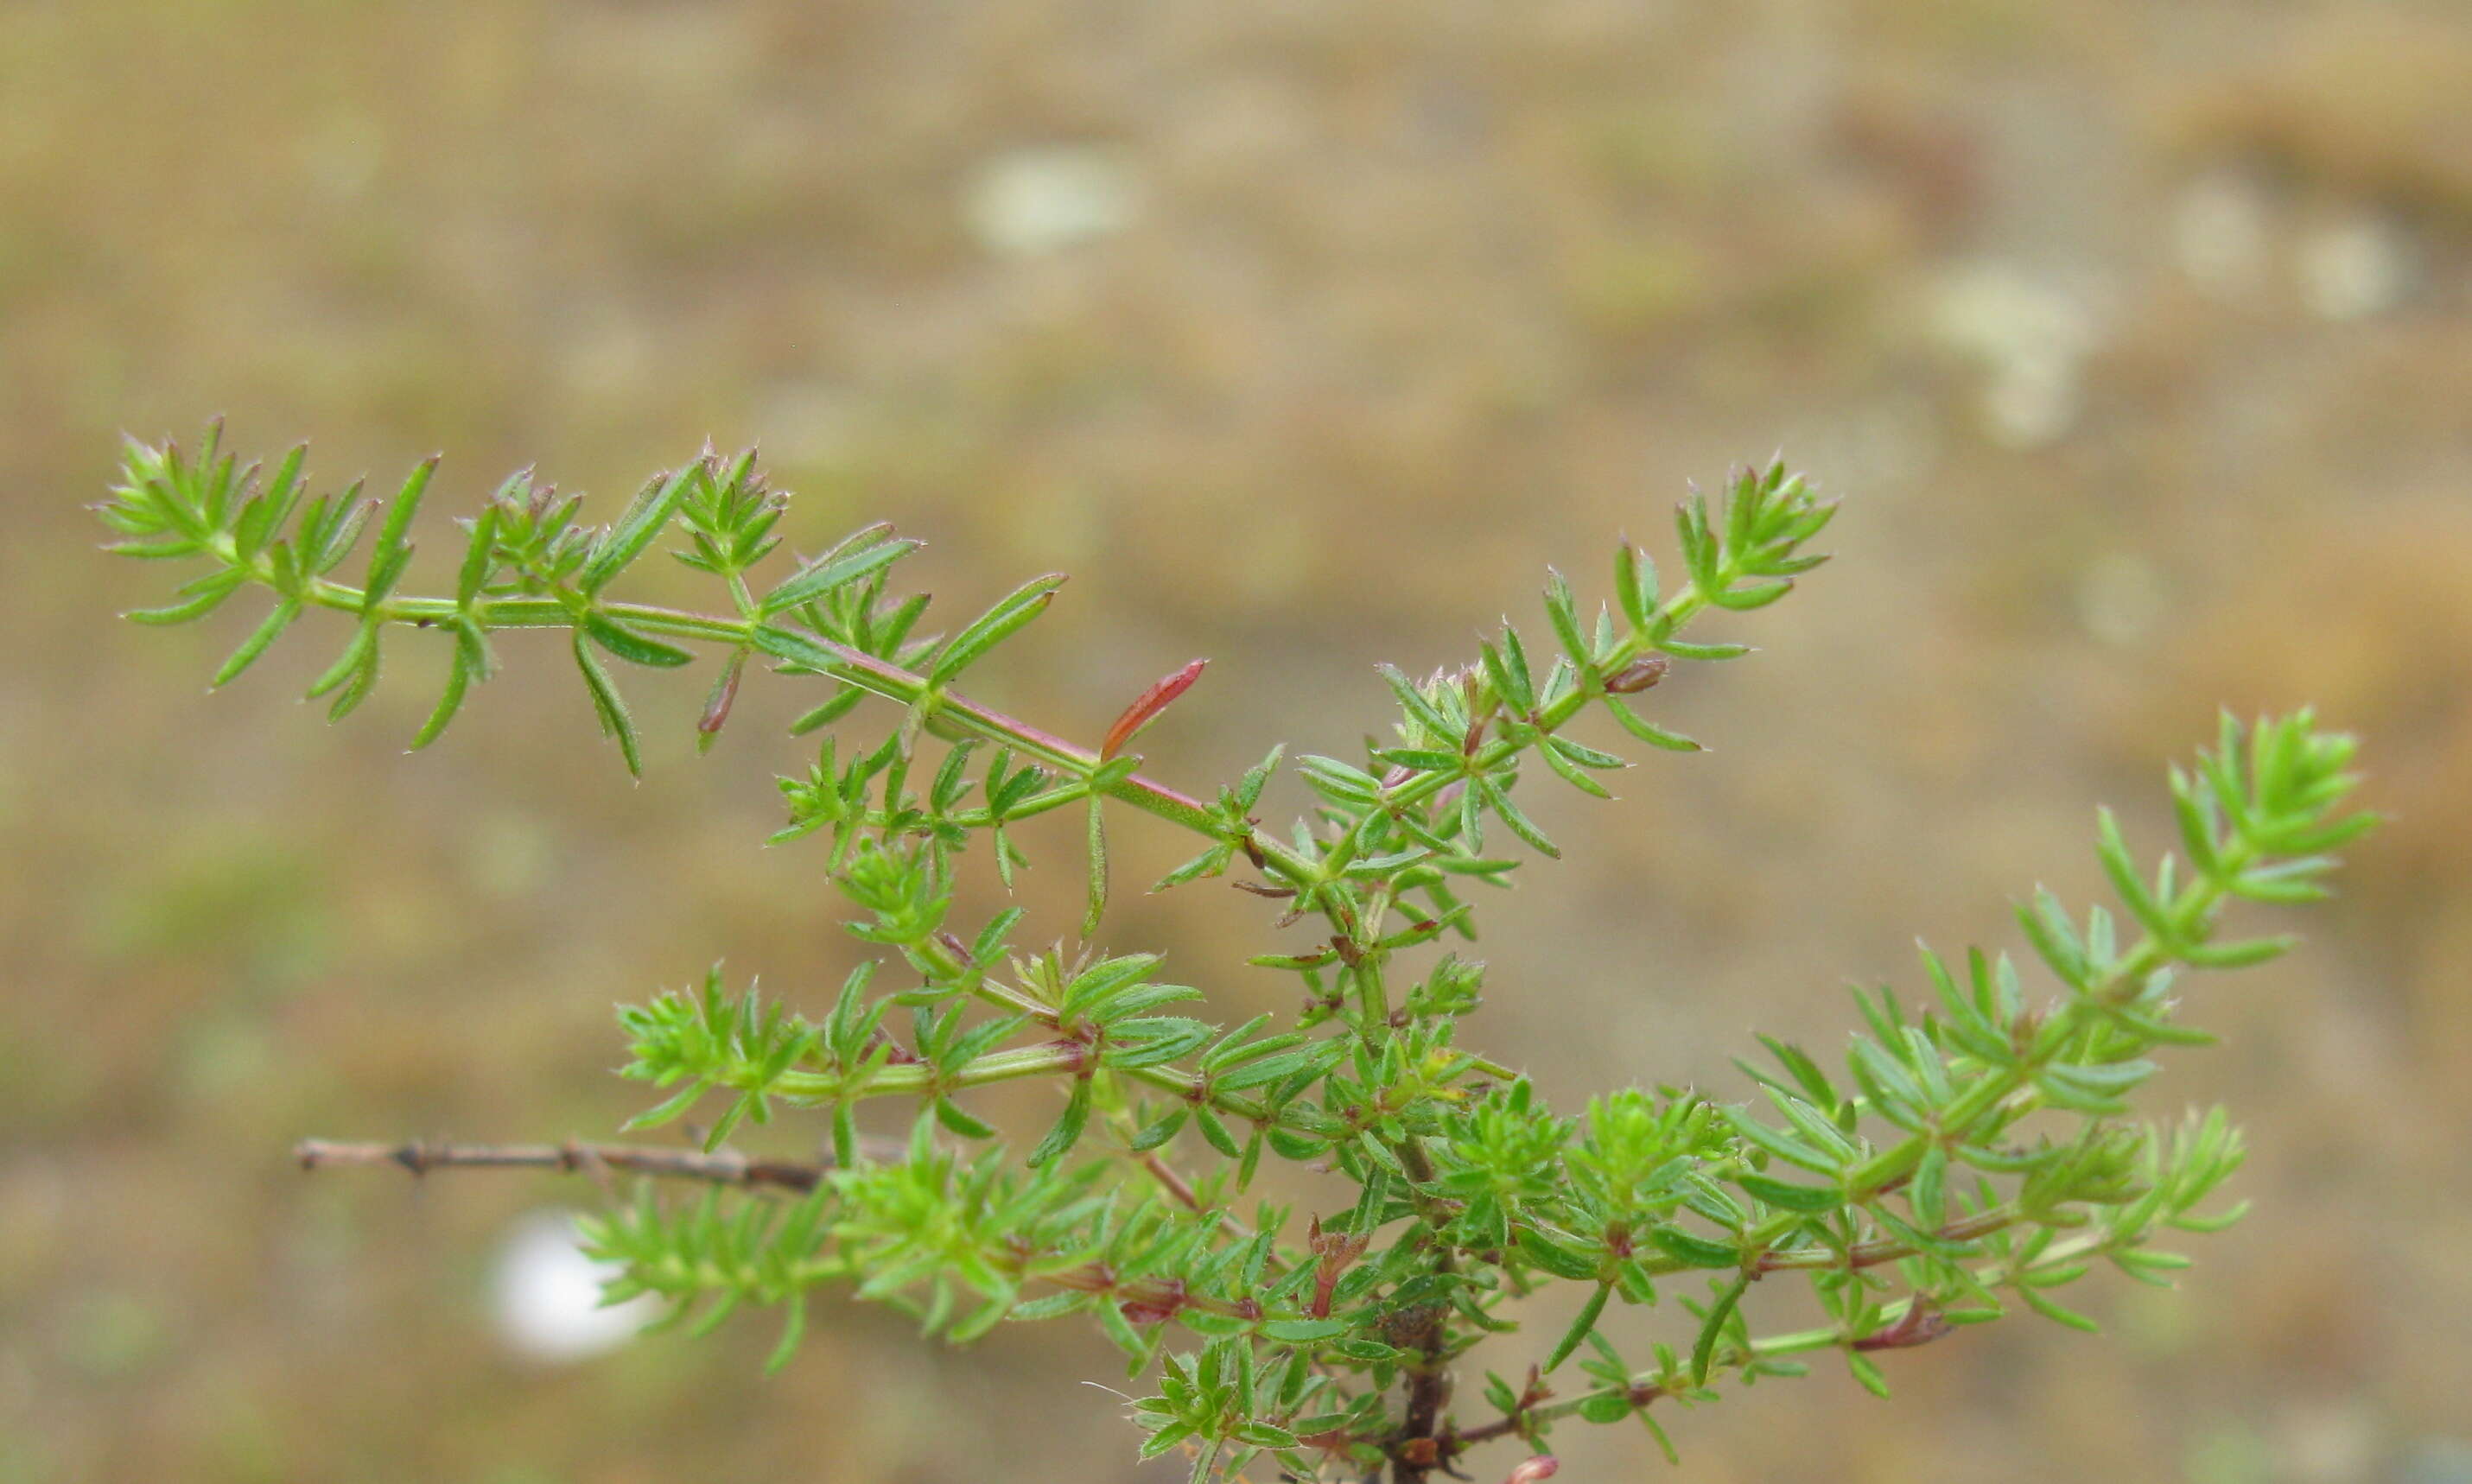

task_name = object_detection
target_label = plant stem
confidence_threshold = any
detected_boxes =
[292,1137,864,1191]
[1842,841,2250,1200]
[1322,574,1723,879]
[1490,1221,2119,1441]
[257,559,1251,848]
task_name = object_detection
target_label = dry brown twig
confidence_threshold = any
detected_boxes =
[293,1138,855,1193]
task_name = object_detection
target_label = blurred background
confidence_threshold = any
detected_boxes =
[3,2,2469,1481]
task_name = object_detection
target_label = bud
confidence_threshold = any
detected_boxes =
[1604,654,1670,694]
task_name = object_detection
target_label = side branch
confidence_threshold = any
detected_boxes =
[294,1138,838,1193]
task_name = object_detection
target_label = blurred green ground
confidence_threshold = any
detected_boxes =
[3,2,2469,1480]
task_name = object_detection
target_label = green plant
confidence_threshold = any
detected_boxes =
[100,422,2374,1482]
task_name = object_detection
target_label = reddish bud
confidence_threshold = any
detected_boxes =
[1854,1299,1954,1352]
[1307,1217,1371,1319]
[697,649,747,738]
[1048,1262,1115,1294]
[1102,658,1207,761]
[1605,654,1670,694]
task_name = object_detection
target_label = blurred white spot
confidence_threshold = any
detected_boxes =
[964,147,1141,258]
[1931,263,2099,365]
[2173,172,2272,301]
[2076,553,2167,646]
[2298,212,2417,321]
[1930,263,2100,447]
[1982,349,2084,450]
[491,1209,660,1363]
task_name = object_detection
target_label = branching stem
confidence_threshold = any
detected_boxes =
[251,562,1260,853]
[293,1138,846,1192]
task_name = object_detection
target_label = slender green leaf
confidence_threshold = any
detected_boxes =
[573,630,643,776]
[126,568,247,625]
[1028,1079,1094,1167]
[1546,1282,1613,1373]
[586,610,695,668]
[1083,794,1109,935]
[931,574,1067,685]
[211,598,302,686]
[364,453,439,607]
[582,462,701,594]
[411,623,490,750]
[1691,1272,1751,1384]
[759,531,921,616]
